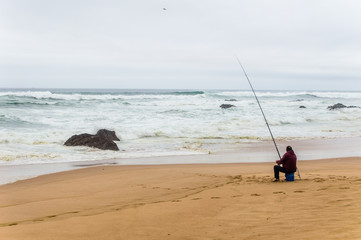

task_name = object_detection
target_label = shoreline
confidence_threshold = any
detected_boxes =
[1,137,360,185]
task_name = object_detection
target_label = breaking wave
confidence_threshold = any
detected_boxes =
[0,88,360,166]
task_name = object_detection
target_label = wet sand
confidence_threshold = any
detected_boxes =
[1,156,361,239]
[2,137,361,185]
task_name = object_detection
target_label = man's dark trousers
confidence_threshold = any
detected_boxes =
[274,165,289,179]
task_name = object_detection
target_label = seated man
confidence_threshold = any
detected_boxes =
[273,146,297,182]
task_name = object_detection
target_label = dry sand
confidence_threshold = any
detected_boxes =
[1,157,361,239]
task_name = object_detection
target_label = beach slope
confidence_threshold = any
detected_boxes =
[1,157,361,239]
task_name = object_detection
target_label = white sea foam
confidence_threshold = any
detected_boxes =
[0,89,360,165]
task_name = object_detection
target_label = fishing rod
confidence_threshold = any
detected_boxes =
[235,56,282,160]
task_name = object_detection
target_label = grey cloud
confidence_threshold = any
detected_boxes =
[1,0,361,90]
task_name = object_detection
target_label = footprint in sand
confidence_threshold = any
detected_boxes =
[231,195,242,198]
[294,190,304,193]
[229,175,243,182]
[260,176,272,182]
[273,191,285,195]
[211,197,221,199]
[314,178,326,182]
[192,198,201,200]
[251,193,261,196]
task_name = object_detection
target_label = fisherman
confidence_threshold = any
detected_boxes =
[273,146,297,182]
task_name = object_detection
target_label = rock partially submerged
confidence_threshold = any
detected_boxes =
[327,103,360,110]
[220,104,235,109]
[96,129,120,141]
[64,129,120,151]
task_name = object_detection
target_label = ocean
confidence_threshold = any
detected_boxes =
[1,89,360,166]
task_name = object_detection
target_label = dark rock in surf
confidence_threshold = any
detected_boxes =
[299,106,306,109]
[220,104,235,109]
[96,129,120,141]
[64,129,120,151]
[328,103,347,110]
[327,103,360,110]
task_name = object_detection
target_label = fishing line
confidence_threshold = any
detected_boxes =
[235,56,282,160]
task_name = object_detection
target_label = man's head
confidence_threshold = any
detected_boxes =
[286,146,293,151]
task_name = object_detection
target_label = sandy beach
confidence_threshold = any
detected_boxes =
[1,155,361,239]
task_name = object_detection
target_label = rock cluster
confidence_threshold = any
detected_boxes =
[220,104,235,109]
[327,103,359,110]
[64,129,120,151]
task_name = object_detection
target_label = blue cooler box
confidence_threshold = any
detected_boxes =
[285,172,294,181]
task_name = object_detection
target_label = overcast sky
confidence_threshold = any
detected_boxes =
[1,0,361,90]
